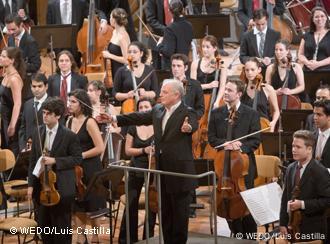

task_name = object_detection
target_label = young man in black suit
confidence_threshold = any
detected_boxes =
[239,9,280,72]
[208,78,261,238]
[97,79,198,244]
[19,72,48,151]
[171,53,204,119]
[280,130,330,242]
[27,97,82,244]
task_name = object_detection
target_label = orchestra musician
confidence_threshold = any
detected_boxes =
[118,98,156,244]
[279,130,330,242]
[157,0,193,70]
[102,8,131,79]
[67,89,105,244]
[0,0,27,29]
[19,72,48,151]
[171,53,204,119]
[96,79,198,244]
[239,9,280,73]
[208,78,260,238]
[190,35,226,108]
[298,7,330,71]
[265,39,306,102]
[27,97,82,244]
[241,57,279,132]
[0,47,25,157]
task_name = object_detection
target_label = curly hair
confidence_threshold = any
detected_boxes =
[68,89,93,117]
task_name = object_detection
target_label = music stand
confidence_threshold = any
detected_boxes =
[185,14,230,38]
[303,70,330,101]
[281,109,313,132]
[261,132,294,161]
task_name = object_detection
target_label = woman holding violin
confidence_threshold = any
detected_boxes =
[102,8,130,78]
[265,39,306,103]
[298,7,330,71]
[190,35,226,107]
[67,89,105,244]
[112,41,158,110]
[242,58,279,132]
[0,47,25,156]
[118,98,156,244]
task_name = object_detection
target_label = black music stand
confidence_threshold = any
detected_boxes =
[186,14,230,38]
[304,70,330,101]
[261,132,294,161]
[281,109,313,132]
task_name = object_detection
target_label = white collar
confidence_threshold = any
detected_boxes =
[254,26,267,35]
[227,101,241,111]
[166,100,181,113]
[34,93,48,104]
[319,128,330,138]
[16,29,25,41]
[46,122,59,135]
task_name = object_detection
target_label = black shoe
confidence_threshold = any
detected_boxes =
[219,49,229,57]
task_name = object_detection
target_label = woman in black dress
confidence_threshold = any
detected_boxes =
[0,47,25,156]
[242,58,279,132]
[102,8,130,78]
[265,39,305,101]
[67,89,105,244]
[190,35,227,108]
[298,7,330,71]
[118,98,156,244]
[113,41,158,109]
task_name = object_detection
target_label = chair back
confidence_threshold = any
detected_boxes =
[0,149,16,172]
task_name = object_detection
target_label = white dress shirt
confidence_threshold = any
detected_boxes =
[254,26,268,55]
[162,101,181,133]
[45,122,59,151]
[34,93,48,111]
[60,72,72,94]
[60,0,72,24]
[316,128,330,159]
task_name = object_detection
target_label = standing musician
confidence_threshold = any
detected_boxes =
[279,130,330,243]
[171,53,204,119]
[241,57,279,132]
[239,9,280,73]
[118,98,156,244]
[298,7,330,71]
[190,35,227,108]
[265,39,306,102]
[97,79,198,244]
[67,89,105,244]
[112,41,158,109]
[237,0,285,31]
[27,97,82,244]
[102,8,130,79]
[208,78,260,238]
[157,0,193,70]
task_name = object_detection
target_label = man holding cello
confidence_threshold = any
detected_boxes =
[208,78,261,238]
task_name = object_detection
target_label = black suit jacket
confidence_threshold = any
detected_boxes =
[117,102,198,193]
[280,159,330,236]
[28,124,82,202]
[8,31,41,74]
[208,104,261,187]
[305,113,316,132]
[313,130,330,169]
[183,78,204,120]
[47,72,88,97]
[46,0,106,30]
[18,96,46,150]
[0,0,18,27]
[157,16,193,70]
[239,28,280,64]
[237,0,285,30]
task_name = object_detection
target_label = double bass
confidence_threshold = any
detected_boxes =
[213,107,250,219]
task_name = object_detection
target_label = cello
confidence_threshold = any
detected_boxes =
[213,107,250,220]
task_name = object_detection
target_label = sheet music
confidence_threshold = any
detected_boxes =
[216,216,231,237]
[240,182,282,226]
[32,157,44,177]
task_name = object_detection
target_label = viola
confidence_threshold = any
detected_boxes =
[75,165,86,201]
[287,186,302,242]
[39,148,61,206]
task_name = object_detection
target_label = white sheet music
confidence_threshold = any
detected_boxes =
[32,157,44,177]
[240,182,283,226]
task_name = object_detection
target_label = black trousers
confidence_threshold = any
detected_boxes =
[161,190,192,244]
[37,199,73,244]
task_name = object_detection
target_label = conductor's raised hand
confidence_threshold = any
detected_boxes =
[181,116,192,133]
[96,113,113,124]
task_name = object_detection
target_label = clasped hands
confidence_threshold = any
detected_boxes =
[222,141,242,151]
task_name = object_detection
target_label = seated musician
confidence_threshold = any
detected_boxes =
[305,84,330,131]
[171,53,204,119]
[112,41,158,109]
[208,78,260,238]
[118,98,156,243]
[297,7,330,71]
[279,130,330,242]
[102,8,131,78]
[27,97,82,244]
[241,57,279,132]
[190,35,226,108]
[67,89,105,244]
[265,39,306,102]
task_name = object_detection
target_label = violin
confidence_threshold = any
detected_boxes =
[39,148,61,206]
[74,165,86,201]
[121,56,139,114]
[213,107,249,220]
[147,141,158,213]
